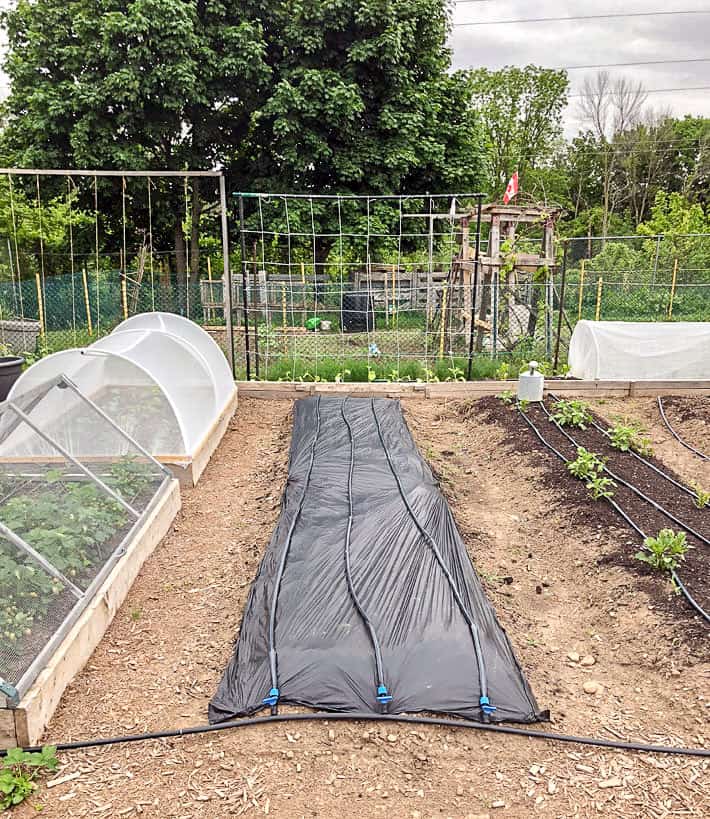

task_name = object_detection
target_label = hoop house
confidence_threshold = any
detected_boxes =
[8,317,237,483]
[0,374,179,746]
[569,320,710,380]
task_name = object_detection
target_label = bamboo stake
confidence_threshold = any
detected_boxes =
[577,258,585,321]
[81,266,93,336]
[300,261,307,319]
[438,283,447,360]
[120,249,128,321]
[668,258,678,319]
[594,276,603,321]
[34,272,45,337]
[392,265,397,324]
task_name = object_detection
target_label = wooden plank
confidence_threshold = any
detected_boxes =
[3,480,181,749]
[188,389,239,485]
[0,709,17,748]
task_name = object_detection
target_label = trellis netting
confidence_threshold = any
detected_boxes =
[0,374,171,704]
[568,320,710,380]
[7,314,236,462]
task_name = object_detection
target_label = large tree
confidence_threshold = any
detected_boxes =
[238,0,486,195]
[1,0,271,280]
[466,65,568,195]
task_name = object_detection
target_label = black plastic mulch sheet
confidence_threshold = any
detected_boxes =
[209,397,545,724]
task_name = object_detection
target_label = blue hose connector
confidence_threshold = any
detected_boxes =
[376,684,393,704]
[479,695,496,715]
[263,687,280,706]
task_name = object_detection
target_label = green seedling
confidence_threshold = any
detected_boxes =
[0,746,58,809]
[551,399,592,429]
[518,399,530,413]
[635,529,690,573]
[496,390,515,405]
[567,447,606,480]
[607,421,654,456]
[691,483,710,509]
[585,474,616,501]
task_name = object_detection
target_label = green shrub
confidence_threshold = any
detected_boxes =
[551,399,592,429]
[635,529,690,573]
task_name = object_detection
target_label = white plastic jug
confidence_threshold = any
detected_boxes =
[517,360,544,402]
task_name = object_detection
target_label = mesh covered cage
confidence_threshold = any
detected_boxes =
[0,375,172,703]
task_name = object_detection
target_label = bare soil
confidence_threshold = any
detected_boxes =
[13,397,710,819]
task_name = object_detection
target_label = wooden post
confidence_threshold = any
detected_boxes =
[120,269,128,321]
[595,276,603,321]
[384,264,389,327]
[668,258,678,319]
[392,265,396,324]
[206,256,214,322]
[35,272,45,338]
[577,259,585,322]
[281,285,287,328]
[438,283,447,360]
[81,266,93,336]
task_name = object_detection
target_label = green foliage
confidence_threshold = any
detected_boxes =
[585,474,616,501]
[551,399,592,429]
[567,447,605,480]
[0,745,58,809]
[692,484,710,509]
[496,390,515,405]
[466,65,569,193]
[0,479,129,648]
[607,421,654,456]
[635,529,690,573]
[107,457,156,499]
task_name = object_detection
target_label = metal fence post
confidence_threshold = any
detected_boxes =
[219,174,236,377]
[238,194,252,380]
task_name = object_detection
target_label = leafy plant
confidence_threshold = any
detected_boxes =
[585,475,616,501]
[607,421,654,456]
[446,366,465,382]
[551,399,592,429]
[691,483,710,509]
[0,746,58,809]
[635,529,690,573]
[107,457,155,500]
[496,390,515,405]
[494,361,511,380]
[518,399,530,412]
[567,447,606,479]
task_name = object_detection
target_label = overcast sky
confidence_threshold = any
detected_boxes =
[450,0,710,136]
[0,1,708,139]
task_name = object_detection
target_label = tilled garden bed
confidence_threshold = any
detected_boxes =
[477,397,710,636]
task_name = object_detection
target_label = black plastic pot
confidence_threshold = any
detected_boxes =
[0,356,25,401]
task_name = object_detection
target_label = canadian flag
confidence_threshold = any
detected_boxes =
[502,171,519,205]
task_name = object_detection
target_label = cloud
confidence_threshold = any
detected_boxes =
[449,0,710,136]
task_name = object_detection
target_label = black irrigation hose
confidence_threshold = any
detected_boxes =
[369,398,495,721]
[658,396,710,461]
[340,398,391,708]
[548,393,700,501]
[4,711,708,759]
[516,406,710,625]
[265,396,322,713]
[539,402,710,548]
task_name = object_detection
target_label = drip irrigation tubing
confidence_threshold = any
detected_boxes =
[3,711,708,759]
[539,401,710,548]
[658,396,709,461]
[548,393,700,501]
[340,398,391,707]
[265,395,322,713]
[369,398,494,720]
[515,405,710,625]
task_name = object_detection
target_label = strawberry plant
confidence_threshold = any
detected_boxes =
[0,746,58,809]
[551,399,592,429]
[635,529,690,573]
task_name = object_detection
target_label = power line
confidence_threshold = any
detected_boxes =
[453,10,710,27]
[568,84,710,96]
[560,57,710,70]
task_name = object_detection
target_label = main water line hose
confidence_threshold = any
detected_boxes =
[369,399,495,721]
[3,711,708,759]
